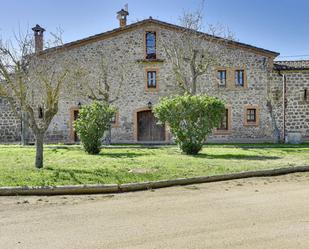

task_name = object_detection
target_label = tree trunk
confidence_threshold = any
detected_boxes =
[35,132,44,169]
[191,76,197,95]
[21,111,29,146]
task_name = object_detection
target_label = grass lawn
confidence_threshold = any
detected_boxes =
[0,144,308,187]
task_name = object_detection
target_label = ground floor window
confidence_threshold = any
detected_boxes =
[111,112,119,128]
[246,108,256,123]
[218,109,229,130]
[244,105,259,126]
[215,107,231,134]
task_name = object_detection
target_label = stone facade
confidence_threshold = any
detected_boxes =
[0,97,21,143]
[0,18,308,144]
[271,62,309,141]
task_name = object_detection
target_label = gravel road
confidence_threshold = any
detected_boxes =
[1,173,309,249]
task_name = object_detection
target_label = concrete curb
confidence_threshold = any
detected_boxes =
[1,165,309,196]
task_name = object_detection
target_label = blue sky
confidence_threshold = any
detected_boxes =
[1,0,308,60]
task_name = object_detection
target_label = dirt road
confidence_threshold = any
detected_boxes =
[1,173,309,249]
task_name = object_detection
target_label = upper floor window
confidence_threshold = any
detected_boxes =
[235,70,244,86]
[217,70,226,86]
[145,31,156,59]
[218,109,229,130]
[147,70,157,88]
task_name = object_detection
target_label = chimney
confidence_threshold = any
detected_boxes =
[32,24,45,53]
[117,5,129,28]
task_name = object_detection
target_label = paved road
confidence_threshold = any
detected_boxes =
[1,173,309,249]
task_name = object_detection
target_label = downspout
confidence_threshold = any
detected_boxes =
[277,70,287,143]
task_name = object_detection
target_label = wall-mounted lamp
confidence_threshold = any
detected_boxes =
[147,101,152,110]
[77,102,82,109]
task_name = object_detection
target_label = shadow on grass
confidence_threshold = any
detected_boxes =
[98,152,151,158]
[194,153,281,160]
[44,166,153,185]
[45,167,127,184]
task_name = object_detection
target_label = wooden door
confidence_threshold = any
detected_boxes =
[137,110,165,142]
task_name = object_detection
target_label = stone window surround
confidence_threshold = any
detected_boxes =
[145,68,159,92]
[214,105,232,135]
[243,104,260,126]
[216,67,248,89]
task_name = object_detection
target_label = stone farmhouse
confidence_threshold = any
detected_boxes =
[0,9,308,144]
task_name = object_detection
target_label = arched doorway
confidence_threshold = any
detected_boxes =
[137,110,165,142]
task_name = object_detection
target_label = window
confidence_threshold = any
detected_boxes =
[217,70,227,86]
[244,106,259,126]
[145,31,156,59]
[147,70,157,88]
[111,114,117,124]
[235,70,244,86]
[111,112,119,128]
[218,109,229,130]
[247,108,256,123]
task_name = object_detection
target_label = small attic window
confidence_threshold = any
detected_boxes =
[145,31,156,59]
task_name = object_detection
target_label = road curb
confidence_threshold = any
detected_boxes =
[1,165,309,196]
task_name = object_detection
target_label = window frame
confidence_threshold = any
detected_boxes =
[111,111,120,128]
[244,105,259,126]
[145,31,157,60]
[217,69,227,87]
[147,70,157,88]
[235,69,245,87]
[215,106,232,134]
[247,108,256,123]
[145,68,159,92]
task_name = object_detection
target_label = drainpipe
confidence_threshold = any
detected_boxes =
[283,74,287,143]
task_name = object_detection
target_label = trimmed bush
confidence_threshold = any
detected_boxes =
[74,101,116,154]
[153,94,225,155]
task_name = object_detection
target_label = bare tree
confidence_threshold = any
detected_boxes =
[86,55,124,104]
[163,1,236,95]
[83,55,125,144]
[0,28,80,168]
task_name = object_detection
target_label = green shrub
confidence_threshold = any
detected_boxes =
[74,101,116,154]
[153,94,225,155]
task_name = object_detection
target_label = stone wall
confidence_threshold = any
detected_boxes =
[0,97,21,143]
[271,70,309,141]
